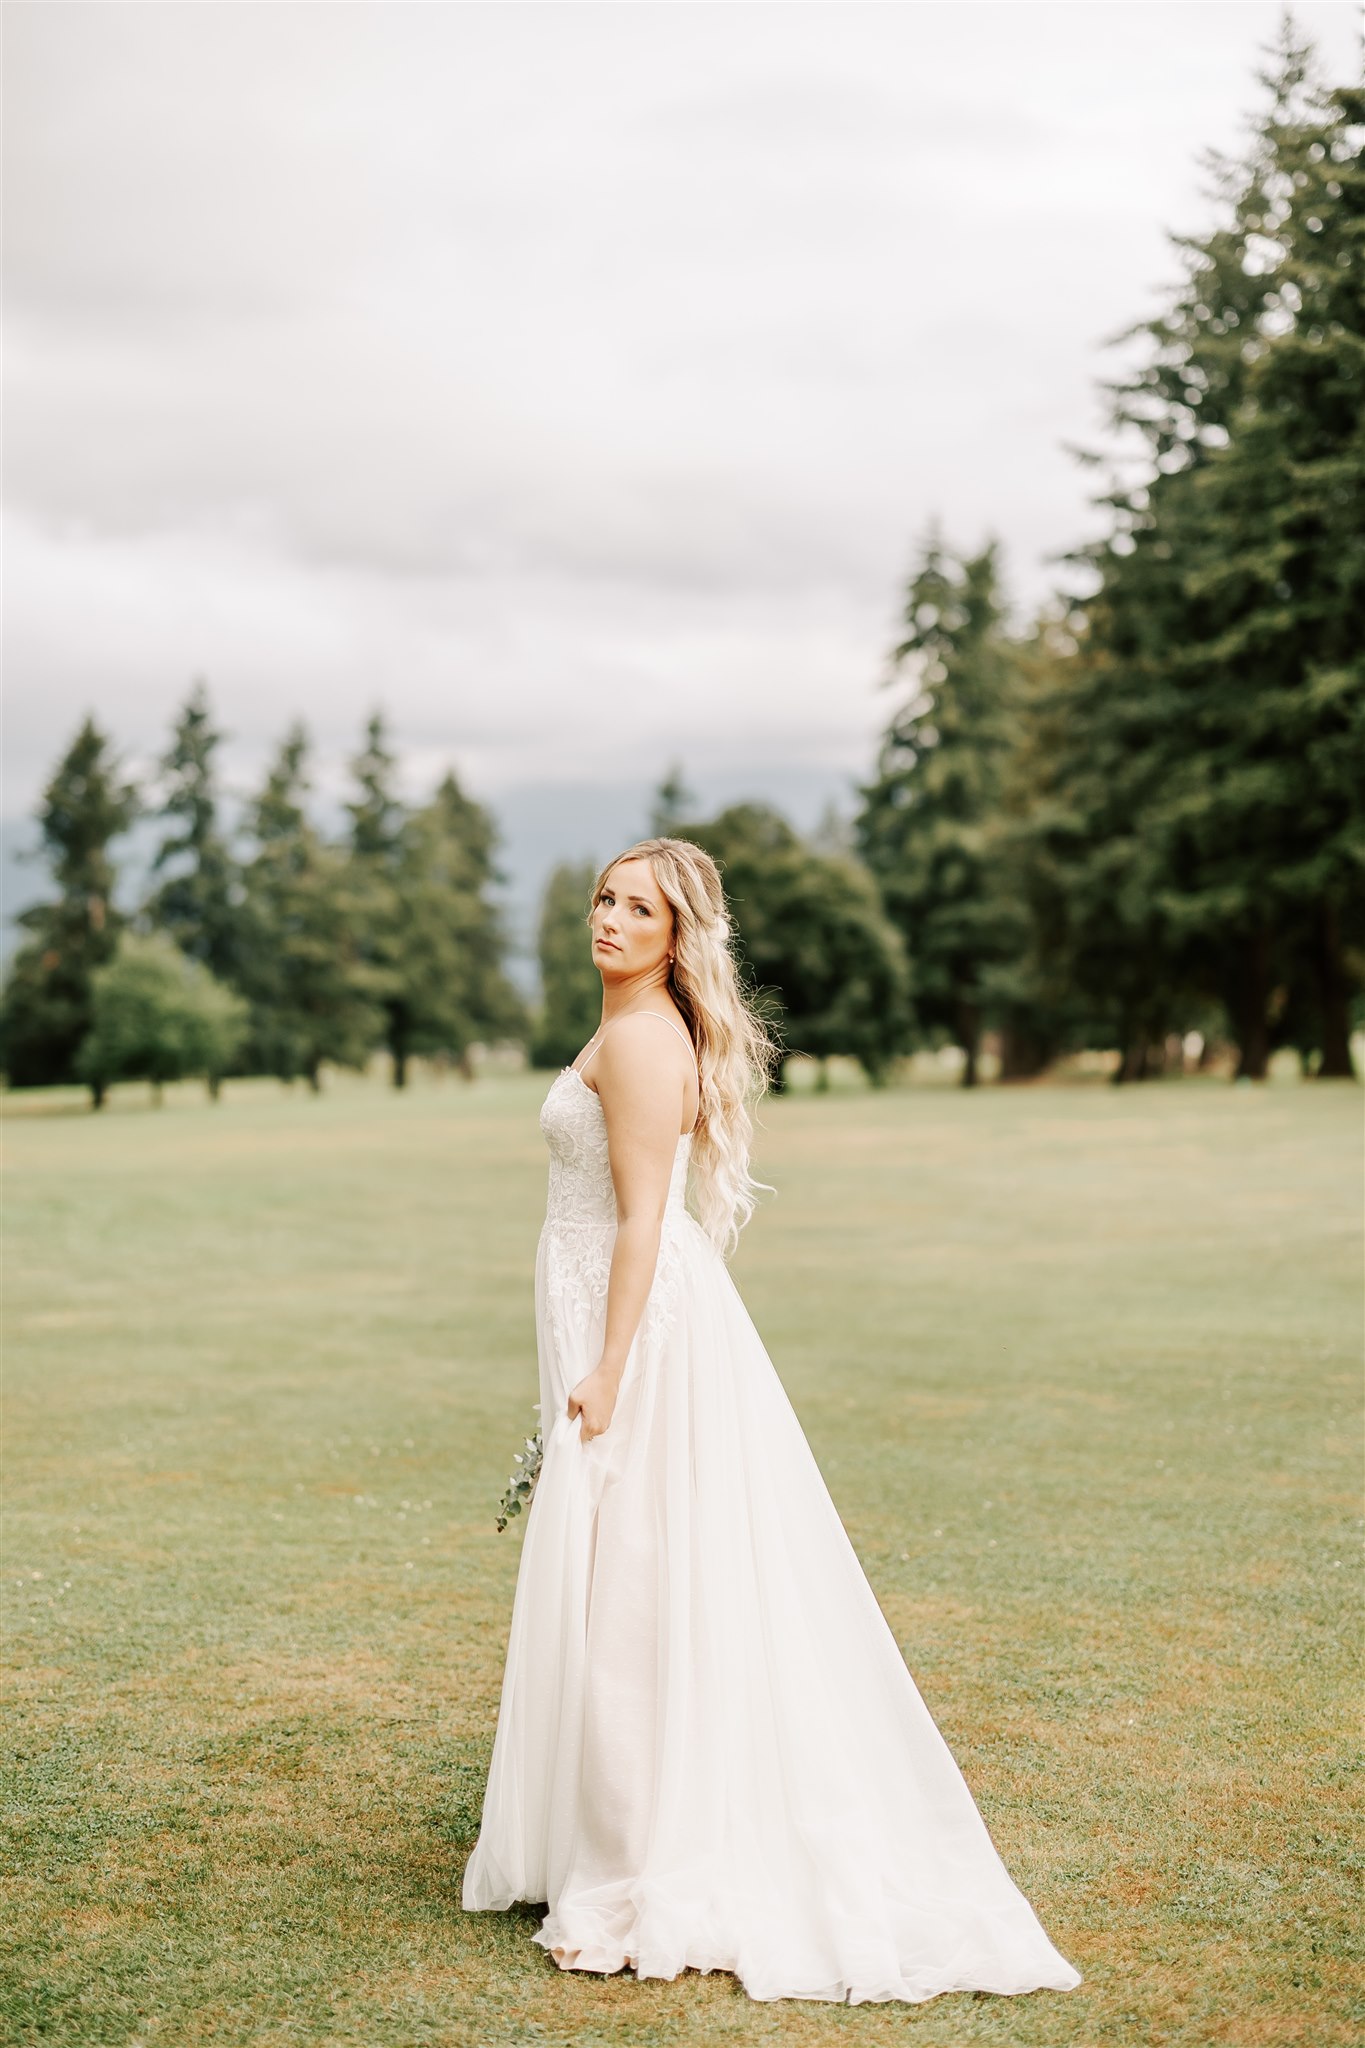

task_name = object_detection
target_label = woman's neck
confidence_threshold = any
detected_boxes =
[598,969,672,1026]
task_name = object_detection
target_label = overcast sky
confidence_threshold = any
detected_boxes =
[5,1,1361,833]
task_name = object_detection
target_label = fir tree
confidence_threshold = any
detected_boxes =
[147,681,244,986]
[0,717,139,1087]
[342,716,524,1086]
[1061,19,1364,1078]
[239,725,381,1090]
[649,764,698,837]
[388,770,527,1085]
[532,861,603,1070]
[854,534,1020,1085]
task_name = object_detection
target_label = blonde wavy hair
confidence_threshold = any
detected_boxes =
[587,836,777,1258]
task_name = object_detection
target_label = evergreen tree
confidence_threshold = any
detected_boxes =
[238,725,381,1090]
[854,534,1021,1085]
[985,607,1098,1078]
[1060,20,1364,1079]
[1026,538,1206,1081]
[346,710,406,864]
[649,763,698,837]
[532,861,603,1070]
[342,711,408,1081]
[388,770,527,1084]
[342,716,524,1086]
[1173,50,1364,1076]
[146,681,244,986]
[0,717,139,1086]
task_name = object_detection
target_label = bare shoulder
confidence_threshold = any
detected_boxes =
[594,1011,694,1096]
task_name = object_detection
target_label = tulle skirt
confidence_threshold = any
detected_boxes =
[462,1209,1081,2006]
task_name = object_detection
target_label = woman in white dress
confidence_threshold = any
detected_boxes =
[462,836,1081,2007]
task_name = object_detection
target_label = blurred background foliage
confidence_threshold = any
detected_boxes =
[3,34,1361,1104]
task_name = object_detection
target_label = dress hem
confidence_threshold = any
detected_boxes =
[531,1925,1082,2007]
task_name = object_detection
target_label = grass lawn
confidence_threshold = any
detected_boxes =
[3,1067,1361,2047]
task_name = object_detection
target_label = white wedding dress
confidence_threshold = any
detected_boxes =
[462,1020,1081,2006]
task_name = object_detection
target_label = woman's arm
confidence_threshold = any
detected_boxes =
[566,1016,689,1442]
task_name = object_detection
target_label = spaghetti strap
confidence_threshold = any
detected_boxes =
[579,1010,695,1074]
[633,1011,695,1055]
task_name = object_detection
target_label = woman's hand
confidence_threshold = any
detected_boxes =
[567,1364,620,1444]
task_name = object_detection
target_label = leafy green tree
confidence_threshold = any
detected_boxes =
[0,717,139,1087]
[677,803,911,1086]
[146,681,245,987]
[76,933,248,1108]
[854,535,1021,1085]
[531,860,602,1070]
[238,725,381,1090]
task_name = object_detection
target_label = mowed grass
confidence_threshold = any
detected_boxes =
[2,1067,1361,2048]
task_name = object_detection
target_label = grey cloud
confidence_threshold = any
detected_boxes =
[5,0,1358,821]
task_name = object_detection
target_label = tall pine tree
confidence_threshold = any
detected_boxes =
[533,860,604,1071]
[390,770,527,1084]
[239,725,381,1089]
[342,715,526,1085]
[343,711,409,1082]
[147,681,244,986]
[855,534,1021,1085]
[0,717,139,1087]
[1059,19,1363,1078]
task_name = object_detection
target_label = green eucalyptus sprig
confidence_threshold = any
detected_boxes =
[495,1407,543,1532]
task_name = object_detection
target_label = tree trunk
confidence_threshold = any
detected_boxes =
[1315,898,1356,1079]
[999,1020,1053,1081]
[389,1007,411,1090]
[89,1079,106,1111]
[1113,1011,1152,1083]
[1114,1031,1148,1084]
[305,1059,322,1095]
[956,996,980,1089]
[207,1072,222,1102]
[815,1059,830,1093]
[1230,925,1271,1081]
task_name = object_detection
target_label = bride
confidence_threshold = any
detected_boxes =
[462,835,1081,2007]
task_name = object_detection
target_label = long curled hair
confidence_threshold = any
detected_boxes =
[587,836,777,1258]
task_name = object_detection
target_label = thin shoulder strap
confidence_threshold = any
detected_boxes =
[580,1009,695,1072]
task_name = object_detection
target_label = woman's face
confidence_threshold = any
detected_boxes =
[591,858,675,985]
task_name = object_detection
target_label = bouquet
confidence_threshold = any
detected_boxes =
[495,1405,543,1532]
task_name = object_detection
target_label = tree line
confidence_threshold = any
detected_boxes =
[2,24,1360,1099]
[0,697,525,1104]
[538,28,1364,1090]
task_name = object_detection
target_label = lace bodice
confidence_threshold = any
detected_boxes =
[537,1066,693,1359]
[541,1067,692,1228]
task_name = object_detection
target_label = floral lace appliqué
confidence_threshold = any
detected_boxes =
[539,1068,692,1357]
